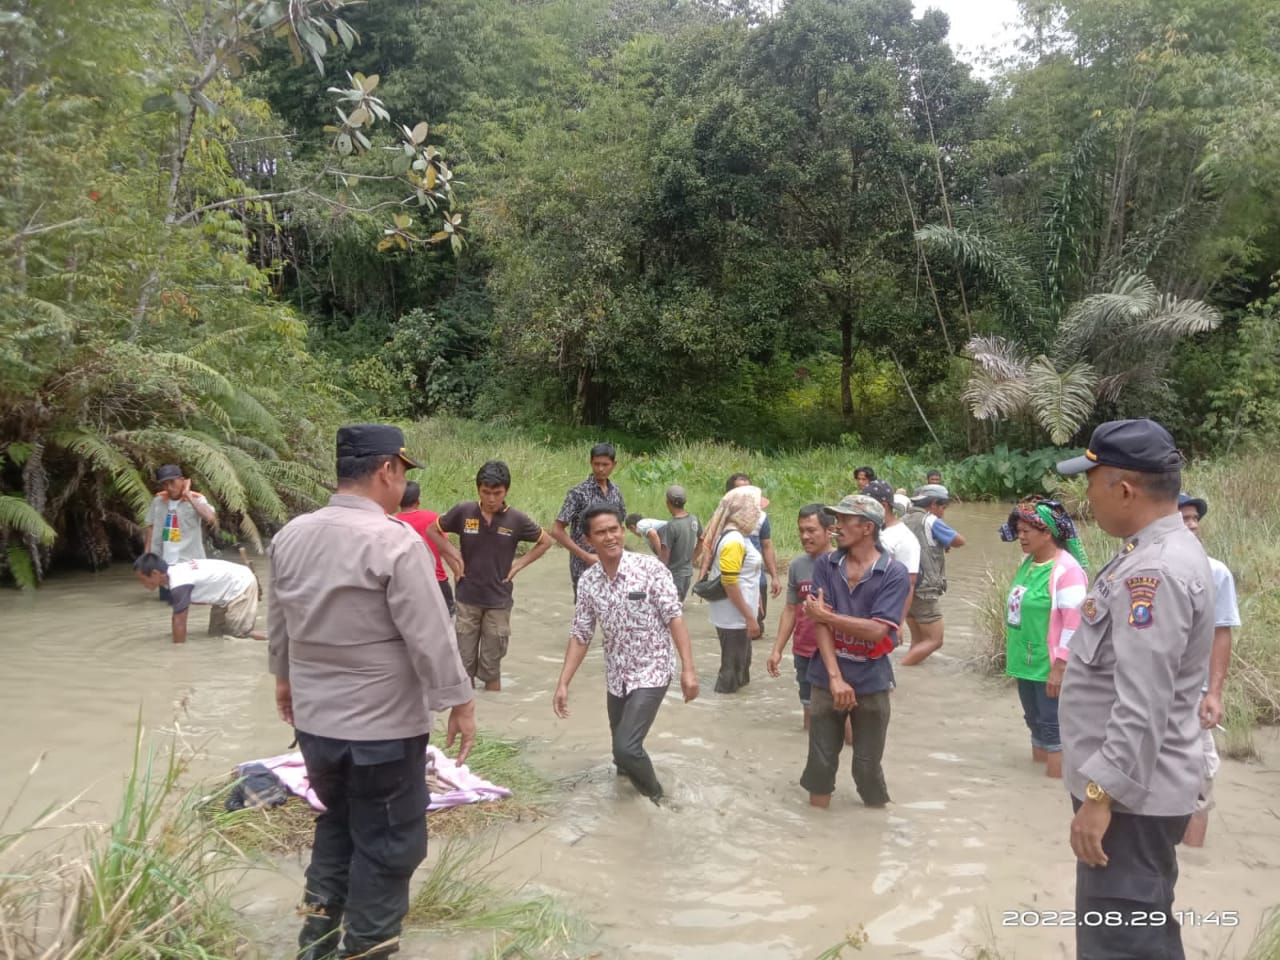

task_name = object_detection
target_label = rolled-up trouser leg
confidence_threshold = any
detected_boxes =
[800,686,846,796]
[607,686,668,799]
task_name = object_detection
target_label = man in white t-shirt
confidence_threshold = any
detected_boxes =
[864,480,919,626]
[134,552,264,643]
[1177,493,1240,846]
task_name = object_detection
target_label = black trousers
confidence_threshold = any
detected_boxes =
[1072,796,1190,960]
[606,685,668,799]
[296,730,430,959]
[714,627,751,693]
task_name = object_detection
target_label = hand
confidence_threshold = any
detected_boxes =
[1070,798,1112,867]
[503,561,523,584]
[447,557,465,581]
[275,677,294,726]
[802,588,832,625]
[179,478,192,501]
[766,650,782,678]
[745,617,762,640]
[680,669,699,703]
[830,676,857,710]
[1047,659,1067,698]
[770,575,782,598]
[553,684,570,719]
[446,700,477,763]
[1200,691,1223,729]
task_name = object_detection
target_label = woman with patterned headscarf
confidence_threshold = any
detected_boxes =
[702,485,766,693]
[999,498,1089,779]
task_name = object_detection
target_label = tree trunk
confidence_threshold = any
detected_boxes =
[840,307,854,420]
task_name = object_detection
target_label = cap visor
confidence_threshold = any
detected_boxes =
[1055,455,1096,476]
[399,452,424,470]
[822,506,852,517]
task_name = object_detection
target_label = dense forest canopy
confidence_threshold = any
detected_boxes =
[3,0,1280,581]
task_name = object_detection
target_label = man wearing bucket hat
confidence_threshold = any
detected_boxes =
[269,424,476,960]
[1176,492,1240,848]
[1056,419,1213,960]
[900,483,965,666]
[799,494,910,809]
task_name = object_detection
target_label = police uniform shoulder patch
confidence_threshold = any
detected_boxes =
[1081,597,1098,620]
[1125,575,1160,629]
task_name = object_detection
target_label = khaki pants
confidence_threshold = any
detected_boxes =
[208,585,259,637]
[455,602,511,683]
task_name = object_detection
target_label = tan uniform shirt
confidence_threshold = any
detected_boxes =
[268,494,472,740]
[1060,513,1214,816]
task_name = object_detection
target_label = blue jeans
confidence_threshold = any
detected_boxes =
[793,653,812,706]
[1016,678,1060,752]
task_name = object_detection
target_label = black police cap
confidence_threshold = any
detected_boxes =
[1056,419,1182,476]
[335,424,423,469]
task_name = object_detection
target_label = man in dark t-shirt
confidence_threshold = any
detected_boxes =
[436,460,552,691]
[657,484,702,601]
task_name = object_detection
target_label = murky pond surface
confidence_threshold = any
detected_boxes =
[3,502,1278,959]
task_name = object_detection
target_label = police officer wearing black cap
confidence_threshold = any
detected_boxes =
[1056,419,1213,960]
[269,424,476,960]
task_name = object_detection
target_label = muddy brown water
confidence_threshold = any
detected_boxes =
[3,502,1278,959]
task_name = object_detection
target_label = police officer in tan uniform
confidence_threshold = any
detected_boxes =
[269,424,477,960]
[1057,419,1213,960]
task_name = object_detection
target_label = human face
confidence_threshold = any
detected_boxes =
[162,477,185,498]
[833,513,874,551]
[1180,504,1201,537]
[1085,466,1144,538]
[927,500,949,519]
[590,456,615,483]
[372,458,408,515]
[136,570,164,591]
[586,512,625,562]
[1016,519,1054,558]
[927,472,942,485]
[854,471,870,490]
[797,514,829,557]
[732,476,750,489]
[477,484,508,514]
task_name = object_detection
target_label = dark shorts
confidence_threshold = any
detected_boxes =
[793,652,813,706]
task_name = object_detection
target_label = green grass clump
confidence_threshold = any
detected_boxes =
[0,729,252,960]
[407,834,590,958]
[221,733,553,857]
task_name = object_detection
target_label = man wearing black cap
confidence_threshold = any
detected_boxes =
[1056,419,1214,960]
[268,424,477,960]
[143,464,217,587]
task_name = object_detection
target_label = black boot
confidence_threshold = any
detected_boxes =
[297,904,343,960]
[338,935,398,959]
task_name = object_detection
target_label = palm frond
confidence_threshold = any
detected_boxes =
[5,543,38,589]
[0,495,57,545]
[965,334,1029,380]
[149,352,236,400]
[1028,356,1098,445]
[914,224,1040,320]
[121,429,250,515]
[1057,273,1156,357]
[259,459,332,511]
[221,445,288,524]
[51,430,152,519]
[963,366,1032,421]
[1139,295,1222,339]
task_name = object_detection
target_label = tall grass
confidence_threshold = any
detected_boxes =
[407,834,590,958]
[403,417,943,557]
[971,451,1280,749]
[0,728,251,960]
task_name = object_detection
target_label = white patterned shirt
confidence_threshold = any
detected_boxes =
[571,552,683,696]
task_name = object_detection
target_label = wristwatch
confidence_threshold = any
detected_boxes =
[1085,781,1112,806]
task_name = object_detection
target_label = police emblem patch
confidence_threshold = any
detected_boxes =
[1081,597,1098,620]
[1125,576,1160,629]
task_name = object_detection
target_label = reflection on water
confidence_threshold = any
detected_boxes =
[2,502,1275,960]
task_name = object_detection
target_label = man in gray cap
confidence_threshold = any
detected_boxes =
[658,484,702,601]
[799,494,910,809]
[269,424,477,960]
[900,483,965,666]
[1056,419,1213,960]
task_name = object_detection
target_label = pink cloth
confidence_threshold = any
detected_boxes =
[244,744,512,813]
